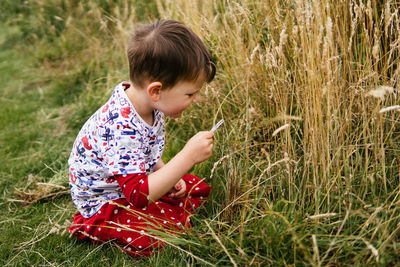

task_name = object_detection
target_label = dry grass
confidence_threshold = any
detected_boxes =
[155,0,400,265]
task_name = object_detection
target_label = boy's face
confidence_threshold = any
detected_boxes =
[155,74,206,118]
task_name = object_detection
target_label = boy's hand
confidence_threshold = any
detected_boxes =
[168,179,186,198]
[183,131,214,165]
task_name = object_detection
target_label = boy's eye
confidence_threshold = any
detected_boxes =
[187,94,194,97]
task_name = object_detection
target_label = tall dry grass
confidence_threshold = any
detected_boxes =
[155,0,400,265]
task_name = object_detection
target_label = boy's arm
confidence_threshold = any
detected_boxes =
[147,131,214,203]
[153,159,165,171]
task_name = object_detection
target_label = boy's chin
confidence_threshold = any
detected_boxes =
[167,112,183,118]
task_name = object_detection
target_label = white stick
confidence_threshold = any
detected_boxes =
[210,119,224,132]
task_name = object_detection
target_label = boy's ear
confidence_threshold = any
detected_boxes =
[147,82,163,102]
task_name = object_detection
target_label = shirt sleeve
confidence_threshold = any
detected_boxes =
[115,173,149,209]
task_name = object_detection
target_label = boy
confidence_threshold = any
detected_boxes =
[68,19,216,256]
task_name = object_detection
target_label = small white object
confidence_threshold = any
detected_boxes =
[379,105,400,113]
[272,123,290,137]
[210,119,224,132]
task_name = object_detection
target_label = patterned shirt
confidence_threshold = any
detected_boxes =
[68,82,165,218]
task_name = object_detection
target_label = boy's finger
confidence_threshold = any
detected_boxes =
[201,131,214,138]
[175,192,184,198]
[176,187,185,197]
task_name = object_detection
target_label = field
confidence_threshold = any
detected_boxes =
[1,0,400,266]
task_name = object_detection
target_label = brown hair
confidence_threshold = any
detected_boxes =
[127,19,216,89]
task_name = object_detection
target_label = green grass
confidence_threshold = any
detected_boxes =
[0,12,213,266]
[0,24,163,267]
[0,24,137,266]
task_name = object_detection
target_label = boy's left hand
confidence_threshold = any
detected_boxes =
[168,179,186,198]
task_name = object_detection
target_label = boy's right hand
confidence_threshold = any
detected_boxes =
[183,131,214,165]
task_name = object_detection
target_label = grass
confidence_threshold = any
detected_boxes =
[1,0,400,266]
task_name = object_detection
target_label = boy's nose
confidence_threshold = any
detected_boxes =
[192,94,198,103]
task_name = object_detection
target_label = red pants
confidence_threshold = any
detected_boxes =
[68,174,211,257]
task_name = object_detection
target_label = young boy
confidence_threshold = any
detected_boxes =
[68,19,216,256]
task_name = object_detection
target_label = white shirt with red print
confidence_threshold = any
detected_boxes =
[68,82,165,218]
